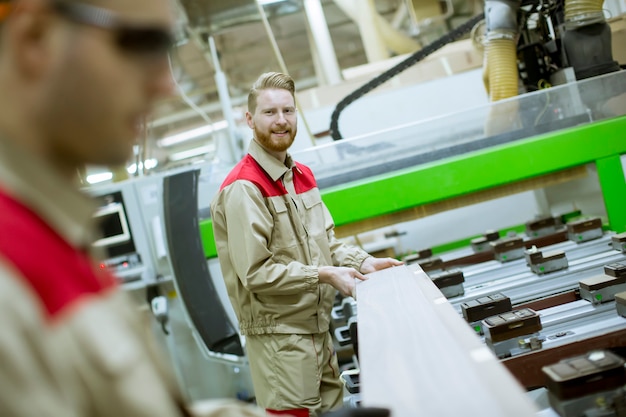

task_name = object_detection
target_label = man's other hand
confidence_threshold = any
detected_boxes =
[318,266,366,298]
[359,257,403,274]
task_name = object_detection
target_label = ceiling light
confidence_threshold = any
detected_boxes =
[169,145,216,162]
[127,158,158,175]
[86,172,113,184]
[158,120,228,147]
[257,0,287,5]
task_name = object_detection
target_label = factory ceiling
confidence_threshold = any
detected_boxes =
[137,0,484,175]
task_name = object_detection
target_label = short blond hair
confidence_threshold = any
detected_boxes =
[248,72,295,114]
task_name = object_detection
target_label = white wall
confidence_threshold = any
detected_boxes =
[606,0,626,16]
[303,69,488,142]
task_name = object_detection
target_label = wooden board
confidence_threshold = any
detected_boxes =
[356,265,538,416]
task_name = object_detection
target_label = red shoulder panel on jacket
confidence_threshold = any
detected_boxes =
[220,155,286,197]
[0,189,117,319]
[293,162,317,194]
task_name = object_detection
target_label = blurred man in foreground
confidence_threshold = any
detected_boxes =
[0,0,266,415]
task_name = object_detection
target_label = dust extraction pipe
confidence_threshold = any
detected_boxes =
[482,0,522,136]
[483,0,521,101]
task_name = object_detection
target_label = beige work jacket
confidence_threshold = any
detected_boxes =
[210,140,370,336]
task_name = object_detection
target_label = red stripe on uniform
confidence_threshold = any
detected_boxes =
[220,155,285,197]
[293,162,317,194]
[0,188,117,319]
[220,155,318,197]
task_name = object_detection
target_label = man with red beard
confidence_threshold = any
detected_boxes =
[210,72,401,417]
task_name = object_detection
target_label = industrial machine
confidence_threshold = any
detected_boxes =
[91,185,161,289]
[88,171,253,403]
[81,0,626,411]
[483,0,621,101]
[332,216,626,415]
[330,0,624,143]
[193,62,625,412]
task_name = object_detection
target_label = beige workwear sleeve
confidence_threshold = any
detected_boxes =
[0,264,79,417]
[216,181,318,295]
[322,203,371,270]
[0,262,188,417]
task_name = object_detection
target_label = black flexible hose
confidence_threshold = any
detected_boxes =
[330,12,485,140]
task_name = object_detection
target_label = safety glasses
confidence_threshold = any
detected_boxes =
[52,1,176,58]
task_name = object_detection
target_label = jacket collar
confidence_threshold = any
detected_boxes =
[248,139,295,182]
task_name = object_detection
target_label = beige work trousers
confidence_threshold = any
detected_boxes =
[245,331,343,417]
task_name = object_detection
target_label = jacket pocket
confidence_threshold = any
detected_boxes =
[300,191,326,239]
[269,196,298,249]
[301,191,322,210]
[270,196,288,214]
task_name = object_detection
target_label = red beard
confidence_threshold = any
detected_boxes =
[254,125,297,153]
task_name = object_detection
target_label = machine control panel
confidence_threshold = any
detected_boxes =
[99,252,144,283]
[92,191,149,286]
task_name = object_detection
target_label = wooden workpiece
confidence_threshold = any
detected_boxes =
[356,265,537,416]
